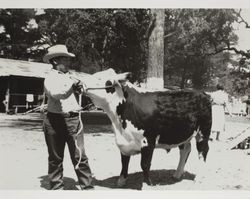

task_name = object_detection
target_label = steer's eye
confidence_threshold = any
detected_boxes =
[105,80,115,94]
[105,80,113,87]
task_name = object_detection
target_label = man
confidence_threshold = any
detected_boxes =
[43,44,94,190]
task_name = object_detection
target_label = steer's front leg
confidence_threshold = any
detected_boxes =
[140,137,155,186]
[117,153,130,187]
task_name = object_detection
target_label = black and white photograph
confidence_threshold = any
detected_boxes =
[1,1,250,198]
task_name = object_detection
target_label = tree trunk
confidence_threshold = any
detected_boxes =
[146,9,165,90]
[180,67,186,89]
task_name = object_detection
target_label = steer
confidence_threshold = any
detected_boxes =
[80,69,212,187]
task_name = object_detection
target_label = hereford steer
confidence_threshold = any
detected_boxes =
[80,69,212,187]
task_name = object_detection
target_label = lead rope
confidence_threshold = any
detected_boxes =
[75,93,83,170]
[69,76,114,169]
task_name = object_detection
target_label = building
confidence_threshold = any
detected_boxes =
[0,58,52,113]
[0,58,94,114]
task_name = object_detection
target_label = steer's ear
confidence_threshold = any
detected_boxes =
[116,72,132,84]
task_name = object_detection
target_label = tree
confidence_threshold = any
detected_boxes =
[0,9,41,60]
[164,9,239,89]
[146,9,165,89]
[2,8,249,94]
[34,9,150,78]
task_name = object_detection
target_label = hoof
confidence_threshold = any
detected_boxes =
[143,178,154,186]
[173,171,183,180]
[117,176,127,188]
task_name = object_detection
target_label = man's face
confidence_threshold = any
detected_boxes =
[54,57,71,73]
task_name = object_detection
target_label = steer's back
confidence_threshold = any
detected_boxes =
[119,86,212,146]
[153,90,212,145]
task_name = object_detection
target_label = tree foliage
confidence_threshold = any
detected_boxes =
[164,9,239,89]
[34,9,150,80]
[0,9,41,60]
[1,8,250,95]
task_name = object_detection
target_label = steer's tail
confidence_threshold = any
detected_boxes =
[196,93,212,162]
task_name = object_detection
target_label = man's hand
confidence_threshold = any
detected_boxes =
[72,80,84,94]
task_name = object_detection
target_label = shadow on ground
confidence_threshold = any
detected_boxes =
[0,115,43,131]
[94,169,195,190]
[10,119,43,131]
[39,170,195,190]
[1,113,113,133]
[39,175,78,190]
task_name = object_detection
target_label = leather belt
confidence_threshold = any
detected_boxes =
[48,111,80,118]
[212,103,224,106]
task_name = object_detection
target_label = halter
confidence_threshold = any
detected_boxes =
[85,85,115,92]
[69,75,115,93]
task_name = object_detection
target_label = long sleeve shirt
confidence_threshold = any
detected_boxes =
[44,69,81,114]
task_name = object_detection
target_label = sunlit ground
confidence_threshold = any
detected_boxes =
[0,113,250,190]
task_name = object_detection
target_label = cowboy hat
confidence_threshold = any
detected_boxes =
[43,44,75,63]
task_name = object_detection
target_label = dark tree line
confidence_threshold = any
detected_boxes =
[1,9,250,95]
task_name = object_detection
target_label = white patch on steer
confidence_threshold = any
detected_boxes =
[111,119,147,156]
[113,123,202,156]
[141,137,148,148]
[124,120,145,140]
[195,127,203,143]
[112,117,202,156]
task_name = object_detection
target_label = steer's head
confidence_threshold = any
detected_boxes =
[81,68,131,111]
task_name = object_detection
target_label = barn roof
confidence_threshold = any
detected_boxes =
[0,58,52,78]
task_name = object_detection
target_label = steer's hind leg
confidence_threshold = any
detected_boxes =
[117,153,130,187]
[173,142,191,179]
[140,137,155,186]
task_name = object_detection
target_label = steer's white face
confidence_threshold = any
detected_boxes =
[81,68,129,111]
[82,68,146,155]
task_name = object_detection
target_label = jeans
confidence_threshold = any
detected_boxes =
[43,112,93,190]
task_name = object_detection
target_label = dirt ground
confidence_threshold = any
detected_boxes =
[0,113,250,190]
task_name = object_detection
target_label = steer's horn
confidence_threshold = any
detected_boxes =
[116,72,132,82]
